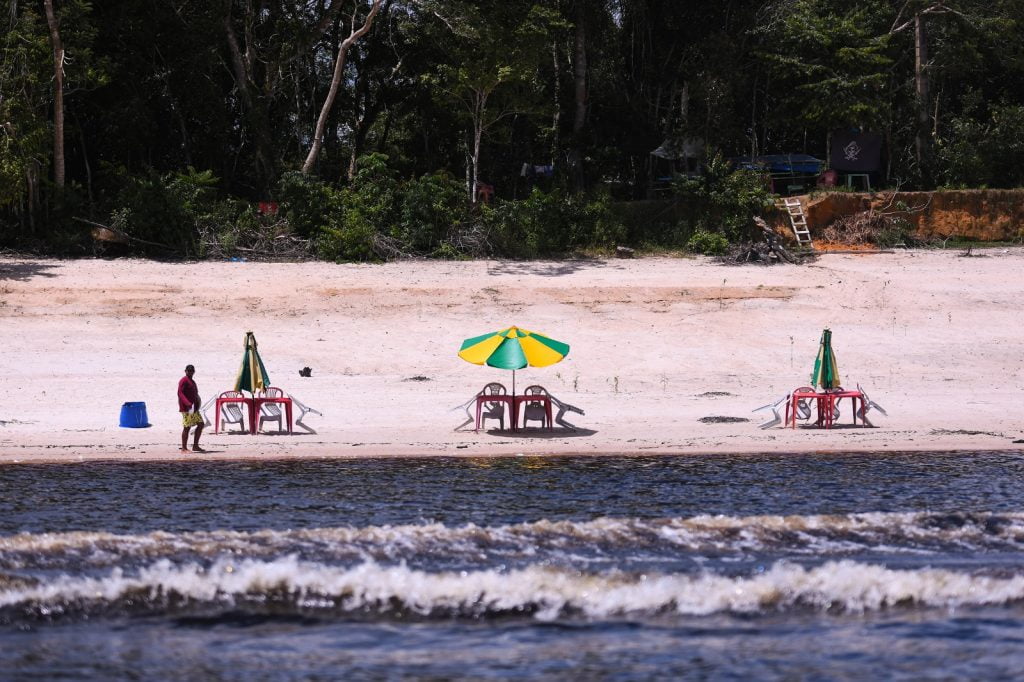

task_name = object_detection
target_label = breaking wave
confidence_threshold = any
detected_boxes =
[3,511,1024,570]
[4,557,1024,623]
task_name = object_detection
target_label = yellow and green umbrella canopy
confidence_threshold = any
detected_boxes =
[235,331,271,396]
[459,326,570,394]
[810,328,842,390]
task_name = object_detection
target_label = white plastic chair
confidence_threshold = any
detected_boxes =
[258,387,284,433]
[792,386,815,422]
[289,395,322,429]
[856,384,887,427]
[752,395,788,429]
[215,390,248,433]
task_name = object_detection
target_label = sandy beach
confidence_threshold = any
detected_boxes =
[1,250,1022,463]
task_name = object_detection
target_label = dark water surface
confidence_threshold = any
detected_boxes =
[3,451,1024,679]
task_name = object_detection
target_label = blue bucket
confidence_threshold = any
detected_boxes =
[119,402,150,428]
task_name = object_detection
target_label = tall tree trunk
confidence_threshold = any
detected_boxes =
[224,4,278,187]
[551,40,561,164]
[471,118,483,203]
[302,0,382,175]
[914,12,930,174]
[42,0,65,188]
[569,1,587,192]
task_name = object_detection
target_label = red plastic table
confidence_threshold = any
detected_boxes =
[513,394,553,430]
[787,389,865,429]
[214,396,254,434]
[475,395,515,432]
[252,396,293,434]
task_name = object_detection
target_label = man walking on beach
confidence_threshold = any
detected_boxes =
[178,364,205,453]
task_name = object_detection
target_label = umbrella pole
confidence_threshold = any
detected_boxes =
[512,369,516,397]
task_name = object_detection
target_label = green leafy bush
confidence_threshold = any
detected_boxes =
[111,167,222,255]
[312,153,398,261]
[484,188,624,257]
[936,102,1024,188]
[398,170,466,253]
[276,170,342,239]
[673,153,776,250]
[686,228,730,255]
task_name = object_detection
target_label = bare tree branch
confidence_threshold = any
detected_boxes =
[302,0,383,174]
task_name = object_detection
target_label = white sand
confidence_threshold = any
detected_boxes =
[1,251,1022,463]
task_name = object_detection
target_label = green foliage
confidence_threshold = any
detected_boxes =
[484,188,625,257]
[276,171,342,239]
[399,171,467,253]
[756,0,892,131]
[317,153,397,262]
[686,229,730,255]
[936,102,1024,188]
[0,6,49,208]
[6,1,1024,251]
[672,154,776,249]
[112,167,222,255]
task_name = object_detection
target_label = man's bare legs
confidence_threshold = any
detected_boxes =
[181,424,205,453]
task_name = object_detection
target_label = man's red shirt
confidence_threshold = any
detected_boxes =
[178,376,199,412]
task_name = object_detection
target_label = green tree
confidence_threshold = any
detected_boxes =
[421,1,562,203]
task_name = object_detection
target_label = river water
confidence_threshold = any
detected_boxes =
[3,451,1024,679]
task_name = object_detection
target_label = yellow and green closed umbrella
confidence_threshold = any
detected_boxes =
[235,331,271,396]
[458,326,570,394]
[810,328,842,390]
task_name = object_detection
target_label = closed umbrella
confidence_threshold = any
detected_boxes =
[810,328,842,391]
[235,331,271,396]
[458,326,569,395]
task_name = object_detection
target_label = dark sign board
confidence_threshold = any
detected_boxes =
[830,131,882,172]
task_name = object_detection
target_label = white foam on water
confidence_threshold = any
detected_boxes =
[5,557,1024,619]
[4,511,1024,567]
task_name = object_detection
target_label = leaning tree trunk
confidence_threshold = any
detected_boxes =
[42,0,65,188]
[302,0,382,175]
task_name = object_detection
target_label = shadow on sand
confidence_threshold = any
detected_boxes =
[486,259,619,278]
[0,260,61,282]
[479,427,597,439]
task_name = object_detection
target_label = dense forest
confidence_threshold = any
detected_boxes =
[2,0,1023,259]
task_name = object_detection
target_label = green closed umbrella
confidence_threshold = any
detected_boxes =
[235,331,271,396]
[810,328,842,390]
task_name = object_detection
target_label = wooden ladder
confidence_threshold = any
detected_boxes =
[780,197,812,246]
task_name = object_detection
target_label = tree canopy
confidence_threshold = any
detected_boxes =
[3,0,1024,254]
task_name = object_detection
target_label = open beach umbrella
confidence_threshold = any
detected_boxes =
[458,326,570,395]
[235,331,271,396]
[810,328,842,390]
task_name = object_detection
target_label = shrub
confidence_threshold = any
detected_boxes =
[276,170,342,239]
[484,188,624,257]
[309,153,397,261]
[111,167,222,255]
[398,171,466,253]
[936,102,1024,188]
[673,153,776,250]
[686,228,730,255]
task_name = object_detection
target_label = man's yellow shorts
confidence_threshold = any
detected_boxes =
[181,411,204,427]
